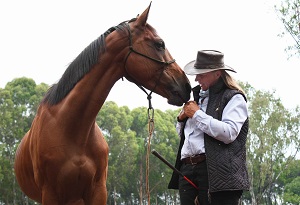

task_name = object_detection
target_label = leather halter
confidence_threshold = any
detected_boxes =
[123,22,176,108]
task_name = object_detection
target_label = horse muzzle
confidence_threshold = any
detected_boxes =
[168,82,191,106]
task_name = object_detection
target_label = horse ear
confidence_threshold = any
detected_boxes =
[135,2,152,27]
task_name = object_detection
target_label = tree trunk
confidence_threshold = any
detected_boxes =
[139,157,143,205]
[114,186,117,205]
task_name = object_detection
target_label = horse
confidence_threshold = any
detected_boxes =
[14,3,191,205]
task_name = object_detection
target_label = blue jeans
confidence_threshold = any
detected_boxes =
[179,161,242,205]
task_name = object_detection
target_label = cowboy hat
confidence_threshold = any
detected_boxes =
[184,50,236,75]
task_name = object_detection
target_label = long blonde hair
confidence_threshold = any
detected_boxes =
[221,70,245,95]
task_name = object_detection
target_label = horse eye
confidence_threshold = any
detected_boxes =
[155,40,165,50]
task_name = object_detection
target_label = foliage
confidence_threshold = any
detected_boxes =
[283,177,300,204]
[278,159,300,204]
[0,78,300,204]
[0,77,48,204]
[241,82,300,204]
[275,0,300,58]
[97,104,182,204]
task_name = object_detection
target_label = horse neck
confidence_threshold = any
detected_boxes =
[45,31,130,135]
[56,59,125,130]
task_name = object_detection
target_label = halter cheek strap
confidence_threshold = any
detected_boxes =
[124,22,175,65]
[123,22,175,108]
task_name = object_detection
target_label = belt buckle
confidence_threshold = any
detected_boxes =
[189,156,197,165]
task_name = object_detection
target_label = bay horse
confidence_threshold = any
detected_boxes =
[14,3,191,205]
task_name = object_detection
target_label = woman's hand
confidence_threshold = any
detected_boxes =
[183,101,200,118]
[177,109,188,122]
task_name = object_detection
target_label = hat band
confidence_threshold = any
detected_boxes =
[194,63,224,69]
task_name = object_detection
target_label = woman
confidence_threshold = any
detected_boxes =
[168,50,250,205]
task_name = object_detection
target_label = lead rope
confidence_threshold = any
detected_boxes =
[146,92,154,205]
[146,97,154,205]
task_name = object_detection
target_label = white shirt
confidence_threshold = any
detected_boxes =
[177,93,248,159]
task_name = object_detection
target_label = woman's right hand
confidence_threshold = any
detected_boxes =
[177,109,187,122]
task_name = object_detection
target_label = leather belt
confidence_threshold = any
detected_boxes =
[182,154,206,165]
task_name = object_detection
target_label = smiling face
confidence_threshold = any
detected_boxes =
[195,70,222,91]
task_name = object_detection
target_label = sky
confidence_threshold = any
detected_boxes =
[0,0,299,111]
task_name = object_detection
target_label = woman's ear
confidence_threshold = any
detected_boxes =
[215,70,222,78]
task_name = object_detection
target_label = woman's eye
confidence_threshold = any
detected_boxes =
[155,41,165,50]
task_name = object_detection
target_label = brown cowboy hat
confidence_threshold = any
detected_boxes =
[184,50,236,75]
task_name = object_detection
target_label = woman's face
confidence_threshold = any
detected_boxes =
[195,70,222,91]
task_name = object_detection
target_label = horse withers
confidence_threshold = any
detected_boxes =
[14,3,191,205]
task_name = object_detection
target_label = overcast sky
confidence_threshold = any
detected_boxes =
[0,0,299,111]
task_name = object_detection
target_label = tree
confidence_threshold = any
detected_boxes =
[2,78,300,204]
[241,82,300,204]
[283,177,300,204]
[275,0,300,58]
[149,109,181,204]
[278,159,300,204]
[130,107,152,205]
[98,103,182,204]
[97,101,140,205]
[0,77,48,204]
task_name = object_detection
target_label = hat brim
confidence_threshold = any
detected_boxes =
[184,60,236,75]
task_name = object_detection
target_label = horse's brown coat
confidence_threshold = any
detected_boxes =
[14,3,191,205]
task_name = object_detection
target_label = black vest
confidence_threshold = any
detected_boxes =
[168,79,250,192]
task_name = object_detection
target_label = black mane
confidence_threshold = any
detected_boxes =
[42,22,129,105]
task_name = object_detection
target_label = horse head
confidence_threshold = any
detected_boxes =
[124,3,191,106]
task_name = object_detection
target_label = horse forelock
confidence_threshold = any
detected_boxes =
[42,22,130,106]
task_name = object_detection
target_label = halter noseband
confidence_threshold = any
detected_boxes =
[123,22,175,108]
